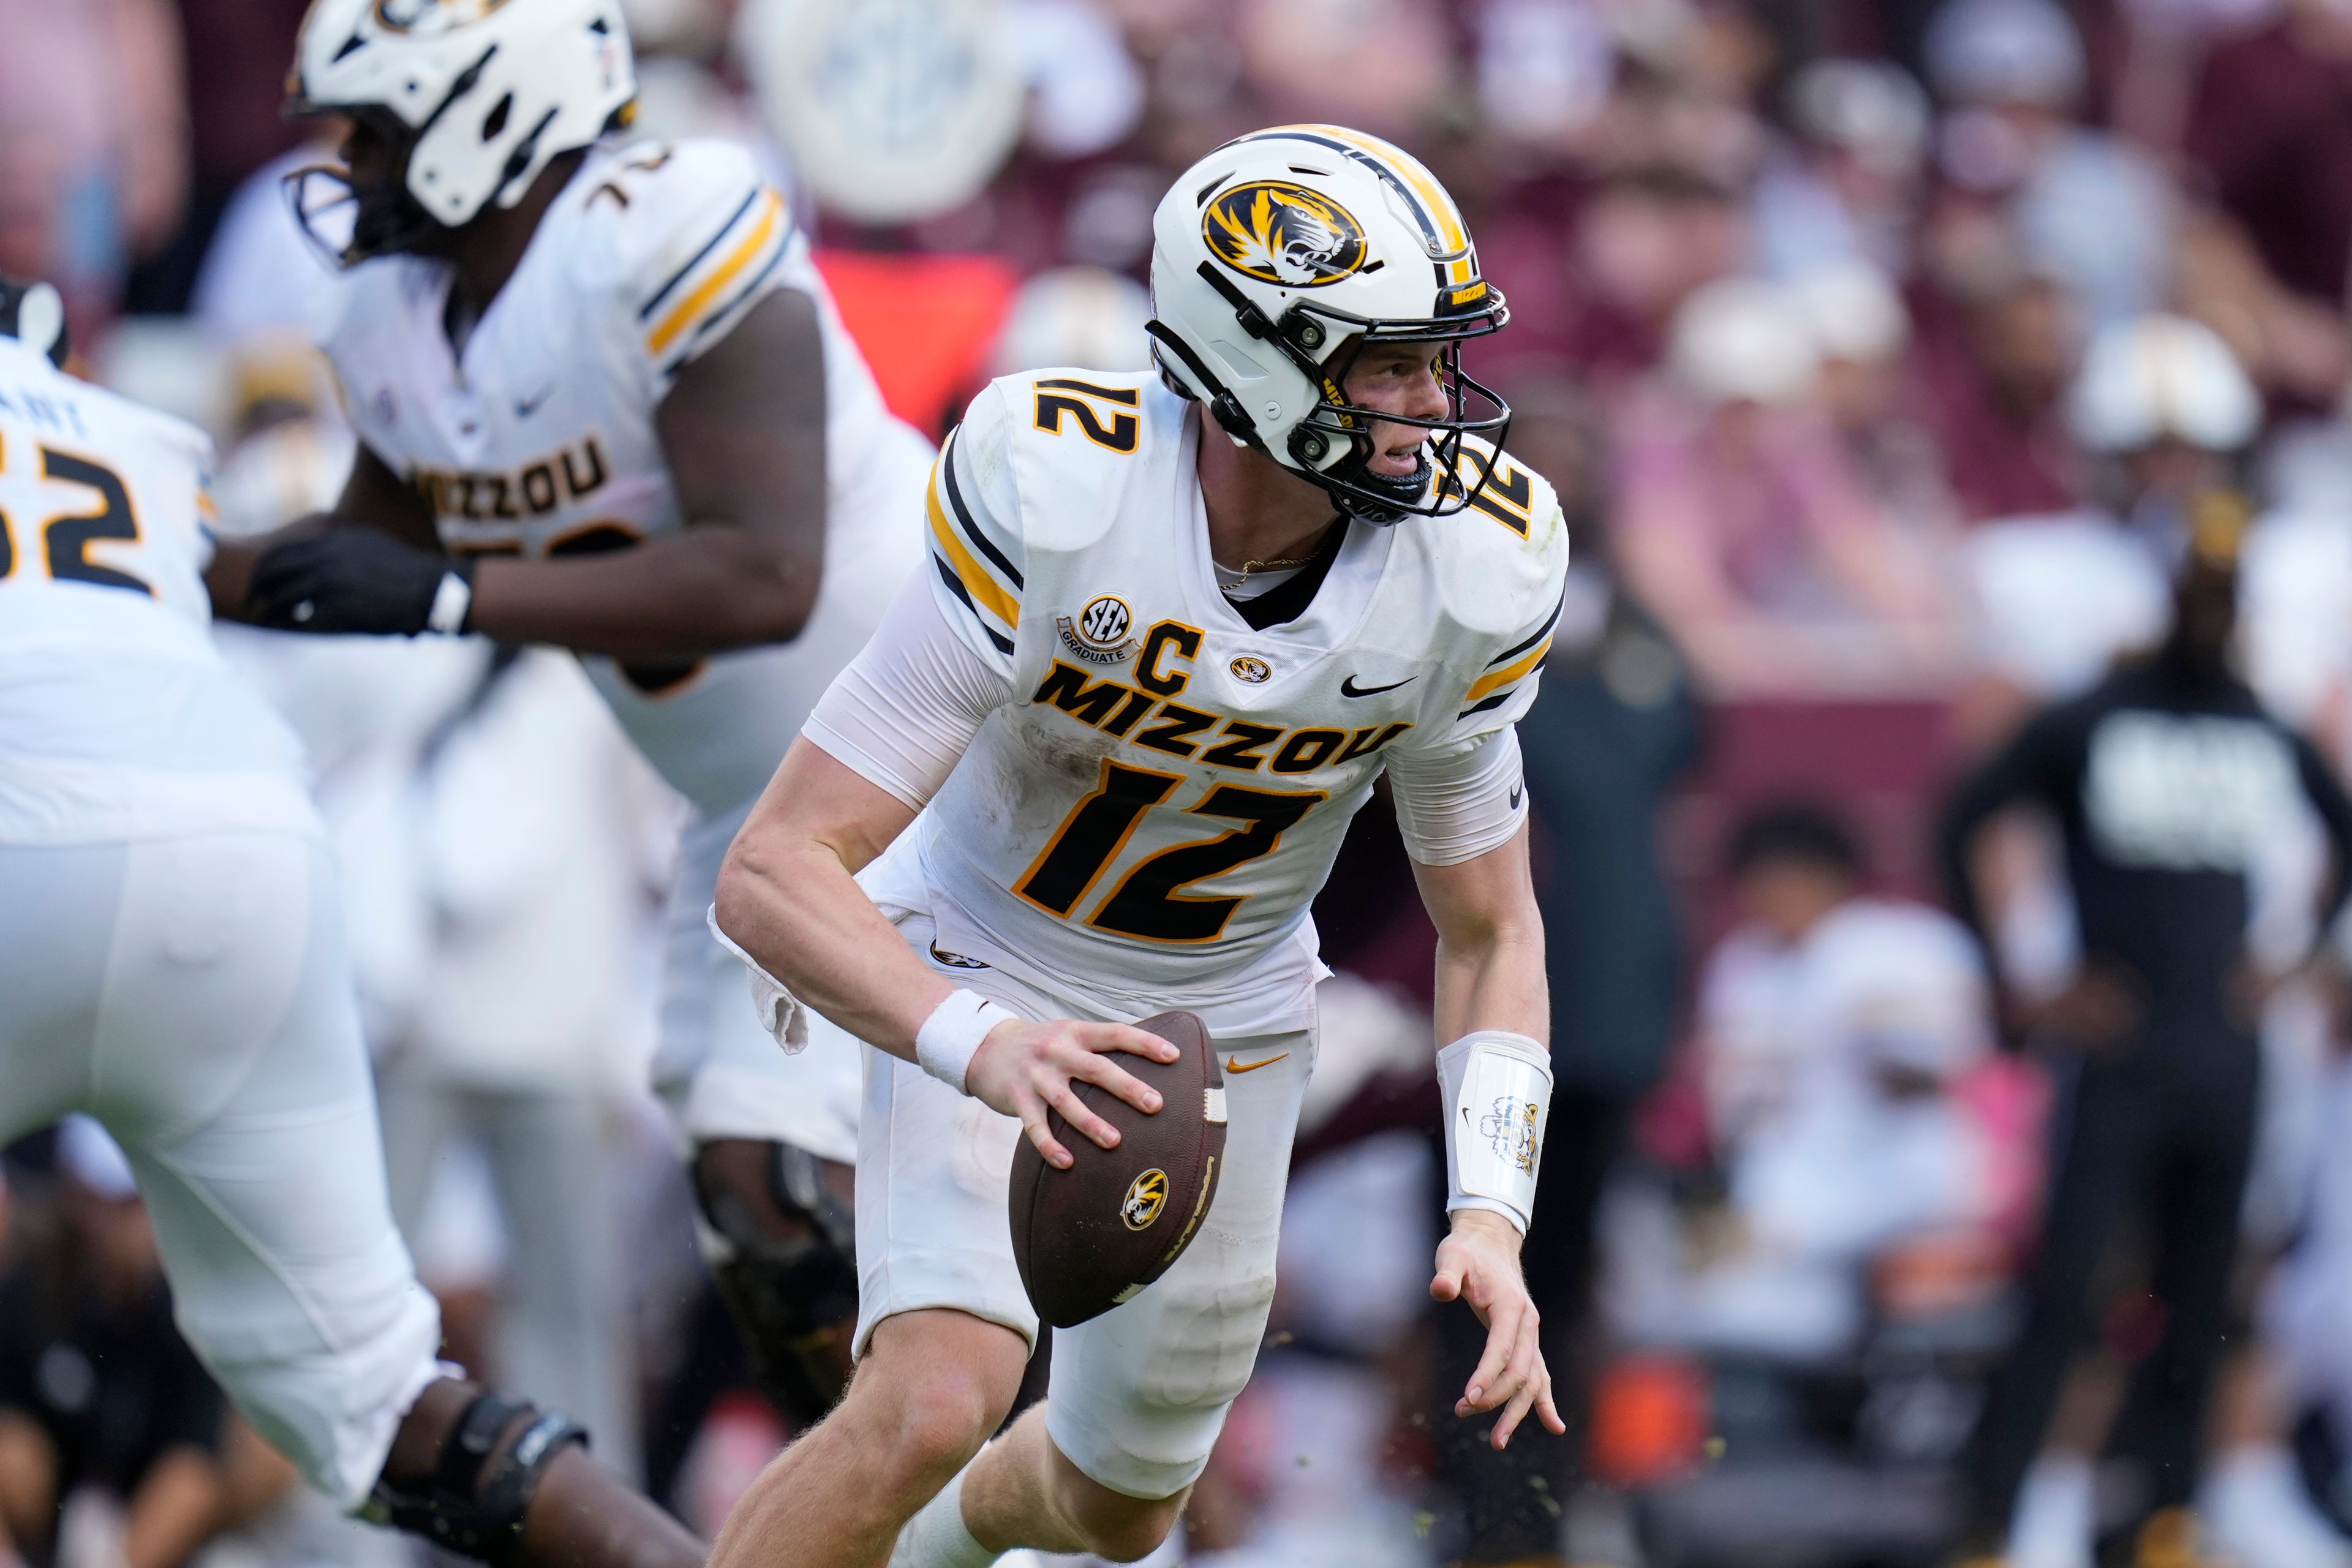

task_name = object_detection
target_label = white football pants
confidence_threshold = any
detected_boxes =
[0,832,443,1509]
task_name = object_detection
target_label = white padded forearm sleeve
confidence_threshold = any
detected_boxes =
[1436,1030,1554,1234]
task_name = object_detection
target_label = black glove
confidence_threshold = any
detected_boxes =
[246,529,472,635]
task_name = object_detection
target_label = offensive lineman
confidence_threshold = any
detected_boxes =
[203,0,931,1415]
[0,285,701,1568]
[712,128,1570,1566]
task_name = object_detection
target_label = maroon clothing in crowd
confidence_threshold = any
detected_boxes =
[1910,293,2078,524]
[2187,21,2352,307]
[176,0,315,187]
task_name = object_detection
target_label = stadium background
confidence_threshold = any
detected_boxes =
[8,0,2352,1564]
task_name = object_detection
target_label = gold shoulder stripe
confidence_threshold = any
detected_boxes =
[646,191,784,356]
[1462,636,1552,704]
[927,461,1019,628]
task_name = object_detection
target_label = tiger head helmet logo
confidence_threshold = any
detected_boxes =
[1202,181,1368,289]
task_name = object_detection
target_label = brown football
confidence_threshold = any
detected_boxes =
[1008,1011,1227,1329]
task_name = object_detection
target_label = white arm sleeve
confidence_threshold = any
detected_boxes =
[1385,725,1528,867]
[802,567,1016,809]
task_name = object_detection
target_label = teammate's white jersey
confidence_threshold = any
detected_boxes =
[909,369,1568,1027]
[0,337,314,845]
[320,136,933,815]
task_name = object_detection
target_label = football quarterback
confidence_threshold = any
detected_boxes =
[709,126,1569,1567]
[204,0,932,1417]
[0,287,699,1568]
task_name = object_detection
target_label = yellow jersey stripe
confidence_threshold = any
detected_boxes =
[1463,636,1552,703]
[647,192,784,356]
[928,476,1019,629]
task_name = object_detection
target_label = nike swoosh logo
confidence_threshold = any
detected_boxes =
[1225,1052,1290,1074]
[513,385,554,418]
[1509,784,1523,809]
[1340,674,1414,698]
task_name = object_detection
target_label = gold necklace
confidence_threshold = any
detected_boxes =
[1233,552,1314,576]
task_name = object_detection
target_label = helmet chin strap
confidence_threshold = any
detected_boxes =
[1332,448,1433,526]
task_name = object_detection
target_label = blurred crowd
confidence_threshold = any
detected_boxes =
[11,0,2352,1565]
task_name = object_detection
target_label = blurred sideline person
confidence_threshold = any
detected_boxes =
[1616,805,2007,1365]
[710,128,1569,1566]
[1964,314,2260,734]
[1938,519,2352,1568]
[202,0,933,1422]
[0,286,699,1567]
[0,1118,285,1568]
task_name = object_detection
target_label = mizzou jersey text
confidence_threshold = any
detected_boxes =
[909,369,1567,1030]
[320,136,933,815]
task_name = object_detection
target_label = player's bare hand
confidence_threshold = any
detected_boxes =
[1431,1209,1567,1450]
[967,1018,1179,1169]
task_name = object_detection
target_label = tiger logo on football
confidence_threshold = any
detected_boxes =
[1203,181,1367,289]
[1121,1169,1169,1231]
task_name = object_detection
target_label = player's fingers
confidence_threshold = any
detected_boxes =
[1081,1022,1180,1064]
[246,556,316,616]
[1013,1092,1073,1169]
[1534,1369,1568,1437]
[1041,1077,1124,1153]
[1458,1293,1523,1413]
[1472,1313,1537,1422]
[1428,1262,1463,1303]
[1490,1376,1540,1450]
[1064,1046,1163,1117]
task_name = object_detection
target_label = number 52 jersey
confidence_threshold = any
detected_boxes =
[903,369,1569,1035]
[0,335,318,845]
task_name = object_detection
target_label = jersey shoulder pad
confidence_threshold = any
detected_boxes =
[999,368,1172,554]
[585,139,794,373]
[74,376,215,477]
[1408,438,1570,731]
[927,380,1029,666]
[1431,435,1570,641]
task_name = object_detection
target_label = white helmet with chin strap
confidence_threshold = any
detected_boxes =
[1147,124,1511,524]
[286,0,635,265]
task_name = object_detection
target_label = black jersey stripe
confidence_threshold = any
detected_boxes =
[638,185,761,322]
[941,426,1024,589]
[934,552,1017,653]
[1457,692,1513,720]
[1487,592,1564,667]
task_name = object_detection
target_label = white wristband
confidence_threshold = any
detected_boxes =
[1436,1030,1553,1235]
[916,988,1018,1094]
[426,570,473,635]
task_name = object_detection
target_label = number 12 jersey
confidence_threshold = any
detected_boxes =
[893,369,1567,1035]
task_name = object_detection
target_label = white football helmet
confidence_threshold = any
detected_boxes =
[1148,124,1511,524]
[285,0,636,265]
[0,278,67,368]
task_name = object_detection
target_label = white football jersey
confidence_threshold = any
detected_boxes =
[910,370,1569,1028]
[0,337,314,843]
[320,137,933,815]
